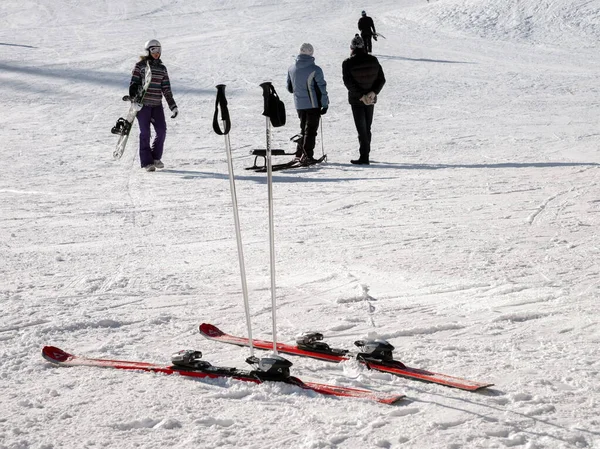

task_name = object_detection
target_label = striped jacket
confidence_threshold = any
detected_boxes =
[130,58,177,110]
[286,54,329,110]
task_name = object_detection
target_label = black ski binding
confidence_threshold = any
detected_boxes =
[295,332,349,356]
[171,350,212,370]
[246,354,293,379]
[111,118,131,136]
[296,332,329,351]
[354,339,395,363]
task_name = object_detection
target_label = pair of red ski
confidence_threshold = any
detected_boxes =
[42,323,493,405]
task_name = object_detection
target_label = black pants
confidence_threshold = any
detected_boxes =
[296,108,321,158]
[351,104,374,161]
[361,33,373,53]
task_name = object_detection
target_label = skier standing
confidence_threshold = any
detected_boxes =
[129,39,178,172]
[342,35,386,165]
[358,10,377,54]
[286,43,329,164]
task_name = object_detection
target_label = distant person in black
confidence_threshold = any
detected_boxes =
[358,10,377,54]
[342,35,386,165]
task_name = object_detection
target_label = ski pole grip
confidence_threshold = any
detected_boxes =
[259,82,272,118]
[259,82,286,127]
[213,84,231,135]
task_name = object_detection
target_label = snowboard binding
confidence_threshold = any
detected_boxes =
[171,350,212,370]
[111,118,131,136]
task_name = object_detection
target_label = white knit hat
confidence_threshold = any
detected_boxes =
[299,43,314,56]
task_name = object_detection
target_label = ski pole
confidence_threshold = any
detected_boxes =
[319,116,325,158]
[213,84,254,357]
[259,82,279,354]
[266,115,278,354]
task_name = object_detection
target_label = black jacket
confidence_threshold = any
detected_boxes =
[342,50,386,105]
[358,16,376,35]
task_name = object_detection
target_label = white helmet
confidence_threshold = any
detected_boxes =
[144,39,161,52]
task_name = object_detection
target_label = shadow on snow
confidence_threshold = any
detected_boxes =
[375,54,475,64]
[0,62,212,96]
[160,168,395,184]
[158,160,597,183]
[0,42,37,48]
[372,161,600,170]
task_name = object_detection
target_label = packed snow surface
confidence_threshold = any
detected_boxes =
[1,0,599,448]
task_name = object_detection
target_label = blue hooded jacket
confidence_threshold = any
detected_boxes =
[287,54,329,110]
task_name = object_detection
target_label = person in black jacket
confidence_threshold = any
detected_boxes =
[342,34,386,165]
[358,10,377,54]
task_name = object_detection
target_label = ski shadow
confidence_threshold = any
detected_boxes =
[0,42,37,48]
[406,386,600,444]
[369,161,600,170]
[375,54,474,64]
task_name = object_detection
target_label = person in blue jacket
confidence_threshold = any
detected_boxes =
[286,43,329,163]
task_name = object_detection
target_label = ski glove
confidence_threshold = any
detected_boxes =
[129,83,140,99]
[373,34,378,41]
[171,107,179,119]
[320,107,328,115]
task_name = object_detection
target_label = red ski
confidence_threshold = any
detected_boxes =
[42,346,403,405]
[199,323,493,391]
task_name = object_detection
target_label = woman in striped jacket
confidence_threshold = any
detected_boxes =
[129,39,178,172]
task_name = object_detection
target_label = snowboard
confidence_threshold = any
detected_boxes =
[111,61,152,160]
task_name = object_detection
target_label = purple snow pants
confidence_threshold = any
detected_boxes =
[136,105,166,167]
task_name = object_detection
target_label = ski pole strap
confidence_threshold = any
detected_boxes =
[213,84,231,135]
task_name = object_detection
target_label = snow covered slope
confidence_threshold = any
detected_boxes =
[398,0,600,47]
[1,0,599,448]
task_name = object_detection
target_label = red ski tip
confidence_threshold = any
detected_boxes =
[42,346,73,363]
[199,323,226,338]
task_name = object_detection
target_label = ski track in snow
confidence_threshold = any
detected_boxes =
[1,0,600,448]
